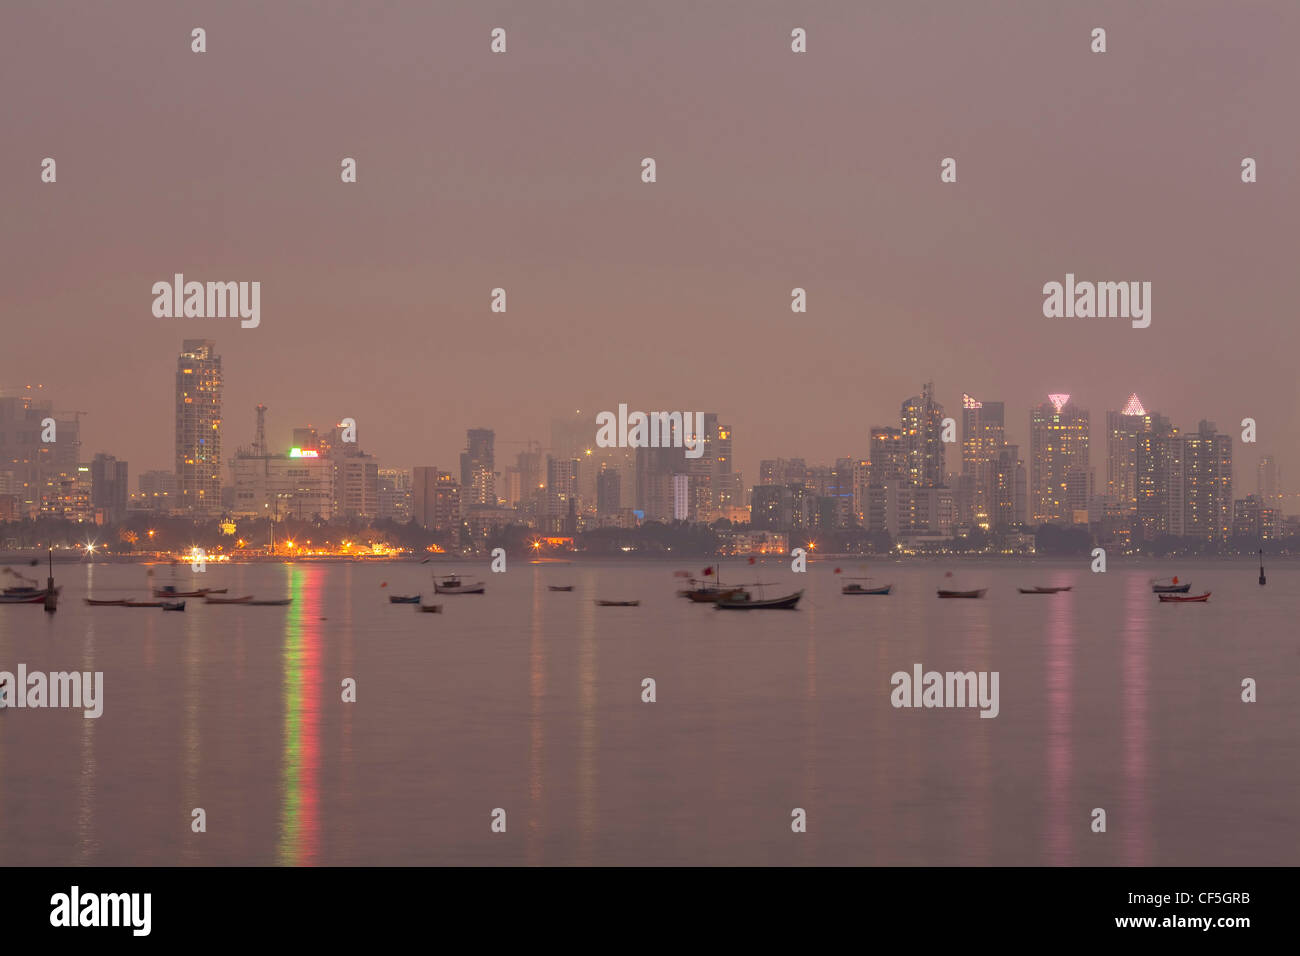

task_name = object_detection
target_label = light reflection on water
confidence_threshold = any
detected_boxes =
[0,559,1294,866]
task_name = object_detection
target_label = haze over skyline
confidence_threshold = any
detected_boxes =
[4,0,1296,487]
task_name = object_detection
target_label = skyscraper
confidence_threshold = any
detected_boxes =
[961,393,1004,529]
[175,339,223,514]
[1029,393,1090,524]
[1105,392,1152,512]
[90,452,129,524]
[1182,420,1233,541]
[1257,455,1279,506]
[900,382,945,488]
[1135,413,1180,541]
[460,428,496,509]
[868,428,906,487]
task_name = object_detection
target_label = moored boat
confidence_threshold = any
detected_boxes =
[716,589,803,610]
[245,598,292,606]
[683,584,749,603]
[548,585,574,592]
[161,601,186,611]
[418,604,443,613]
[1151,577,1191,594]
[153,585,227,598]
[389,594,421,604]
[1158,592,1210,603]
[595,599,640,607]
[434,574,485,595]
[84,598,128,606]
[938,588,987,599]
[205,595,254,604]
[123,600,165,608]
[842,583,892,595]
[0,591,52,604]
[1017,586,1072,594]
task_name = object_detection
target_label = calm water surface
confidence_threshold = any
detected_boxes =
[0,559,1295,865]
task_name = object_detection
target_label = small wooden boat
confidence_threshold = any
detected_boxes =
[123,600,165,608]
[434,574,485,595]
[938,589,986,599]
[153,586,227,598]
[205,595,254,604]
[3,585,60,598]
[246,599,292,606]
[0,591,52,604]
[388,594,421,604]
[595,600,640,607]
[161,601,186,612]
[1158,592,1210,603]
[84,598,128,606]
[1151,578,1191,594]
[548,585,574,592]
[418,604,443,613]
[842,583,892,595]
[716,589,803,610]
[1018,586,1072,594]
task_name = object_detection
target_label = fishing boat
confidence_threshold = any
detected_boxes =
[938,588,987,599]
[123,600,165,608]
[418,604,443,613]
[153,586,227,598]
[161,601,186,612]
[205,595,254,604]
[841,578,892,595]
[1158,592,1210,603]
[595,599,640,607]
[245,598,292,606]
[1017,586,1072,594]
[682,583,749,603]
[0,591,51,604]
[1151,577,1191,594]
[434,574,485,595]
[548,585,574,592]
[716,589,803,610]
[84,598,128,606]
[388,594,421,604]
[2,568,59,598]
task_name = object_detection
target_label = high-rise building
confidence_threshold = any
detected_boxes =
[991,444,1027,528]
[758,458,807,487]
[868,428,906,487]
[900,383,945,488]
[960,393,1005,529]
[1257,455,1279,507]
[412,467,461,538]
[1182,420,1233,541]
[39,462,94,522]
[90,453,129,524]
[459,428,496,509]
[1135,414,1181,541]
[378,468,413,523]
[175,340,223,514]
[0,388,56,518]
[335,457,379,519]
[1029,394,1090,524]
[1105,393,1152,513]
[546,455,579,530]
[596,463,621,515]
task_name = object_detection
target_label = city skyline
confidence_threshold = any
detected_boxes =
[1,340,1287,551]
[1,354,1284,503]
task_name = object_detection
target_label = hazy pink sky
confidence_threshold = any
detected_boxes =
[4,1,1296,492]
